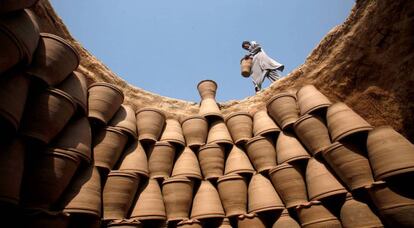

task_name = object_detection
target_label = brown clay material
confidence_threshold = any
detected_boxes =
[272,209,301,228]
[88,82,124,125]
[206,119,233,146]
[224,111,253,145]
[340,193,383,228]
[296,85,332,115]
[181,115,208,150]
[118,140,149,177]
[172,147,202,180]
[248,173,284,213]
[130,179,166,221]
[93,126,128,171]
[190,180,225,219]
[252,109,281,136]
[296,201,342,228]
[177,219,202,228]
[245,135,277,173]
[136,107,166,143]
[160,118,185,147]
[162,176,194,222]
[238,213,266,228]
[217,217,232,228]
[199,97,223,120]
[217,174,248,217]
[0,0,40,14]
[106,219,142,228]
[148,141,176,179]
[266,92,299,130]
[197,80,218,99]
[327,102,373,141]
[57,71,88,115]
[241,58,252,77]
[109,104,137,138]
[367,126,414,180]
[197,143,225,180]
[276,131,310,164]
[224,145,255,175]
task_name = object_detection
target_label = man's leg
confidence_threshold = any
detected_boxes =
[267,70,281,82]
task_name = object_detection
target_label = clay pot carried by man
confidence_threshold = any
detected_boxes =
[296,201,342,228]
[181,115,208,150]
[197,143,225,180]
[276,131,310,164]
[160,118,185,147]
[252,109,280,136]
[88,82,124,125]
[108,104,138,138]
[245,135,277,173]
[217,174,248,217]
[190,180,225,220]
[130,179,166,221]
[136,107,166,144]
[240,58,253,77]
[93,126,128,171]
[162,176,194,222]
[148,141,176,180]
[57,71,88,115]
[340,193,383,228]
[266,92,299,130]
[296,85,331,115]
[224,111,253,145]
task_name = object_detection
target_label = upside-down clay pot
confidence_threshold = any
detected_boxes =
[224,145,255,175]
[160,118,185,147]
[322,142,374,190]
[172,147,202,180]
[88,82,124,125]
[191,180,225,220]
[199,98,223,120]
[106,219,142,228]
[148,141,176,179]
[93,126,128,171]
[367,126,414,180]
[245,136,277,173]
[217,217,232,228]
[240,58,253,77]
[109,105,138,138]
[272,209,301,228]
[197,80,217,99]
[136,107,166,143]
[327,102,373,141]
[225,111,253,145]
[296,202,342,228]
[20,88,76,144]
[252,110,281,136]
[306,157,347,201]
[103,171,140,220]
[118,140,149,177]
[181,115,208,150]
[0,0,40,14]
[340,193,383,228]
[276,131,310,164]
[248,173,284,213]
[294,114,331,156]
[238,213,266,228]
[26,33,79,86]
[296,85,332,115]
[217,174,248,217]
[266,92,299,130]
[162,176,194,222]
[206,119,233,146]
[130,179,166,221]
[197,143,225,180]
[57,71,88,115]
[269,164,308,208]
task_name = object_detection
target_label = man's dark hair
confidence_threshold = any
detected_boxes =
[242,41,250,48]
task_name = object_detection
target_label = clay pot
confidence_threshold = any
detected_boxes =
[272,209,300,228]
[148,141,176,179]
[296,201,342,228]
[160,118,185,147]
[224,145,255,175]
[269,164,308,208]
[20,88,76,144]
[248,173,284,213]
[276,131,310,164]
[0,0,39,13]
[245,136,277,173]
[294,114,331,156]
[252,110,281,136]
[241,58,253,77]
[224,111,253,145]
[0,9,39,74]
[191,180,225,219]
[88,82,124,125]
[181,115,208,149]
[306,157,347,201]
[118,140,149,177]
[26,33,79,86]
[130,179,166,221]
[93,127,128,171]
[162,176,194,222]
[218,217,232,228]
[172,147,202,179]
[217,174,248,217]
[108,105,137,138]
[177,219,202,228]
[199,97,223,120]
[57,71,88,115]
[0,137,25,205]
[322,142,374,190]
[197,80,217,99]
[136,107,166,143]
[103,171,140,220]
[266,92,299,130]
[106,219,142,228]
[367,126,414,180]
[296,85,331,115]
[238,213,266,228]
[206,119,233,146]
[198,143,225,180]
[340,193,383,228]
[327,102,373,141]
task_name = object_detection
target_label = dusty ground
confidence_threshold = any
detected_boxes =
[31,0,414,141]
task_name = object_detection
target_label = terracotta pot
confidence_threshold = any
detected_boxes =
[181,115,208,150]
[106,219,142,228]
[367,126,414,180]
[327,102,373,141]
[238,213,266,228]
[0,9,39,74]
[162,176,194,222]
[217,174,248,217]
[199,97,223,120]
[269,164,308,208]
[88,82,124,125]
[322,142,374,190]
[252,110,280,136]
[198,143,225,180]
[57,71,88,115]
[340,193,383,228]
[217,217,232,228]
[245,136,277,173]
[306,157,347,201]
[248,173,284,213]
[224,145,255,175]
[191,180,225,219]
[0,137,25,205]
[206,119,233,146]
[51,116,92,164]
[296,85,331,115]
[22,148,80,209]
[160,118,185,147]
[131,179,166,221]
[296,201,342,228]
[224,111,253,145]
[148,141,176,179]
[266,92,299,130]
[177,219,202,228]
[172,147,202,179]
[136,107,166,143]
[118,140,149,177]
[276,131,310,164]
[294,114,331,156]
[93,126,128,171]
[26,33,79,86]
[197,80,217,99]
[22,209,70,228]
[103,171,140,220]
[0,0,39,13]
[20,88,76,144]
[272,209,300,228]
[241,58,253,77]
[367,181,414,227]
[108,105,137,138]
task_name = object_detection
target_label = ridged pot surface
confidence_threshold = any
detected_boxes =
[131,179,166,221]
[225,111,253,145]
[197,80,217,99]
[181,115,208,150]
[88,82,124,125]
[276,131,310,164]
[238,213,266,228]
[224,145,255,175]
[162,176,194,222]
[136,108,166,143]
[148,141,176,179]
[340,194,383,228]
[172,147,202,180]
[199,97,222,120]
[93,127,128,171]
[266,92,299,130]
[190,180,225,220]
[241,58,253,77]
[294,114,331,156]
[296,202,342,228]
[245,136,277,173]
[296,85,331,115]
[160,118,185,146]
[248,173,284,213]
[106,219,142,228]
[118,140,149,177]
[57,71,88,115]
[252,110,280,136]
[198,143,225,180]
[206,119,233,146]
[272,210,301,228]
[109,105,138,138]
[217,174,248,217]
[176,219,202,228]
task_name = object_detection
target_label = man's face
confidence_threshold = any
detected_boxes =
[242,44,250,50]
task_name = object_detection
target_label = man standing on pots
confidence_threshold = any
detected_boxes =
[242,41,284,93]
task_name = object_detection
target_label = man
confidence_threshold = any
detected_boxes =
[242,41,284,92]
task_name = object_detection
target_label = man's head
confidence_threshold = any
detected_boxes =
[242,41,251,50]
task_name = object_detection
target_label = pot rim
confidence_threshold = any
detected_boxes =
[245,135,268,146]
[217,173,244,183]
[130,214,166,221]
[321,142,342,155]
[154,141,174,147]
[107,170,139,179]
[136,107,166,118]
[197,79,218,91]
[191,212,225,220]
[39,33,80,66]
[266,92,296,108]
[172,173,202,180]
[224,111,252,122]
[180,114,207,124]
[119,168,149,178]
[249,205,284,214]
[296,84,317,95]
[331,126,374,142]
[268,163,293,175]
[88,82,124,99]
[47,88,77,110]
[162,176,192,185]
[199,143,223,151]
[293,113,324,128]
[45,148,80,164]
[104,126,128,136]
